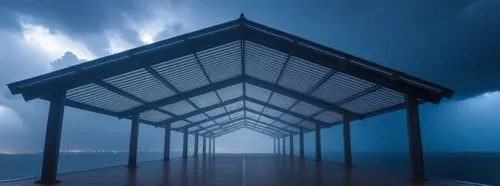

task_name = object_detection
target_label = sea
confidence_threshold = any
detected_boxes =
[1,151,499,185]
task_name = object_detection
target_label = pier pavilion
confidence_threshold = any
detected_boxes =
[7,15,460,185]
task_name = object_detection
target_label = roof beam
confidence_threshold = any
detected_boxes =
[244,124,283,137]
[211,125,245,138]
[244,109,304,130]
[245,96,329,127]
[182,108,244,130]
[245,118,297,134]
[242,21,452,103]
[245,119,290,136]
[196,118,245,135]
[207,122,245,137]
[10,19,243,101]
[118,76,244,118]
[244,76,361,120]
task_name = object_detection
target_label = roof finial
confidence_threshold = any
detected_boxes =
[240,13,245,19]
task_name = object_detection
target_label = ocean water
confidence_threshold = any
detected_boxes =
[0,151,182,181]
[1,151,499,185]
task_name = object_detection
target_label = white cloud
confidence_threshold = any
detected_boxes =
[20,22,95,61]
[105,32,135,54]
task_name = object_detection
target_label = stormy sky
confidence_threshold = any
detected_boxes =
[0,0,499,155]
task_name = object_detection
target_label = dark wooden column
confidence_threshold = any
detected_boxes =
[273,138,276,154]
[406,94,426,181]
[282,137,285,155]
[194,132,199,157]
[37,91,66,184]
[315,124,321,161]
[212,138,216,154]
[289,133,294,156]
[128,114,139,168]
[277,138,281,155]
[299,128,304,159]
[202,136,207,156]
[163,124,171,161]
[208,137,212,154]
[343,117,352,167]
[182,128,188,159]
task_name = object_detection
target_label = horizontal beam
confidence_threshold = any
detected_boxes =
[118,76,244,118]
[212,125,245,138]
[245,97,326,127]
[243,20,453,102]
[244,76,361,120]
[183,108,245,130]
[10,19,243,101]
[245,122,287,136]
[243,111,300,133]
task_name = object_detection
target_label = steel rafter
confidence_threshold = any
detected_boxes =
[118,76,244,117]
[244,76,361,120]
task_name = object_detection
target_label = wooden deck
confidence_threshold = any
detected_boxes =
[2,153,485,186]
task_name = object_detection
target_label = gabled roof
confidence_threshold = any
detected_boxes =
[7,15,453,138]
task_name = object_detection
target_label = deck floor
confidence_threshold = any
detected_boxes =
[2,153,483,186]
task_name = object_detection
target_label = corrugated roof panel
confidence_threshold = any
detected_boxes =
[262,107,283,118]
[151,55,210,92]
[186,114,209,123]
[340,87,405,114]
[310,72,375,104]
[160,100,196,115]
[104,68,177,102]
[259,116,274,124]
[170,120,190,128]
[225,100,244,111]
[298,120,316,129]
[245,83,272,102]
[216,83,243,101]
[287,127,300,133]
[267,92,296,109]
[189,126,200,132]
[278,56,330,94]
[189,91,220,108]
[313,110,342,124]
[139,110,172,123]
[279,114,301,124]
[205,107,226,117]
[245,41,287,83]
[289,101,323,117]
[245,101,264,112]
[214,115,231,124]
[199,120,216,127]
[66,83,142,112]
[197,41,242,83]
[229,110,244,120]
[272,121,288,128]
[245,111,260,120]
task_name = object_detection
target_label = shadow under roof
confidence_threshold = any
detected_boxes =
[7,15,454,137]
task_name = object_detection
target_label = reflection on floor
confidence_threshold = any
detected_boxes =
[1,153,484,186]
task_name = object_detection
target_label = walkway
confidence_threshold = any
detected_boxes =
[2,154,483,186]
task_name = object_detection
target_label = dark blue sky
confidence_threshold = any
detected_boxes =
[0,0,499,154]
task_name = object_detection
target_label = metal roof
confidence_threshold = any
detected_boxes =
[7,15,454,138]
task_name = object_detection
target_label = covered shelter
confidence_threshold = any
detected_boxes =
[7,15,453,184]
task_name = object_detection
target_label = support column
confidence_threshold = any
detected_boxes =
[299,128,304,159]
[128,114,139,168]
[277,138,281,155]
[37,91,66,184]
[194,132,199,157]
[208,137,212,154]
[282,137,285,155]
[182,128,188,159]
[343,117,352,167]
[163,124,171,161]
[202,136,207,156]
[289,133,294,157]
[406,94,426,181]
[212,138,216,154]
[315,124,321,161]
[273,138,276,154]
